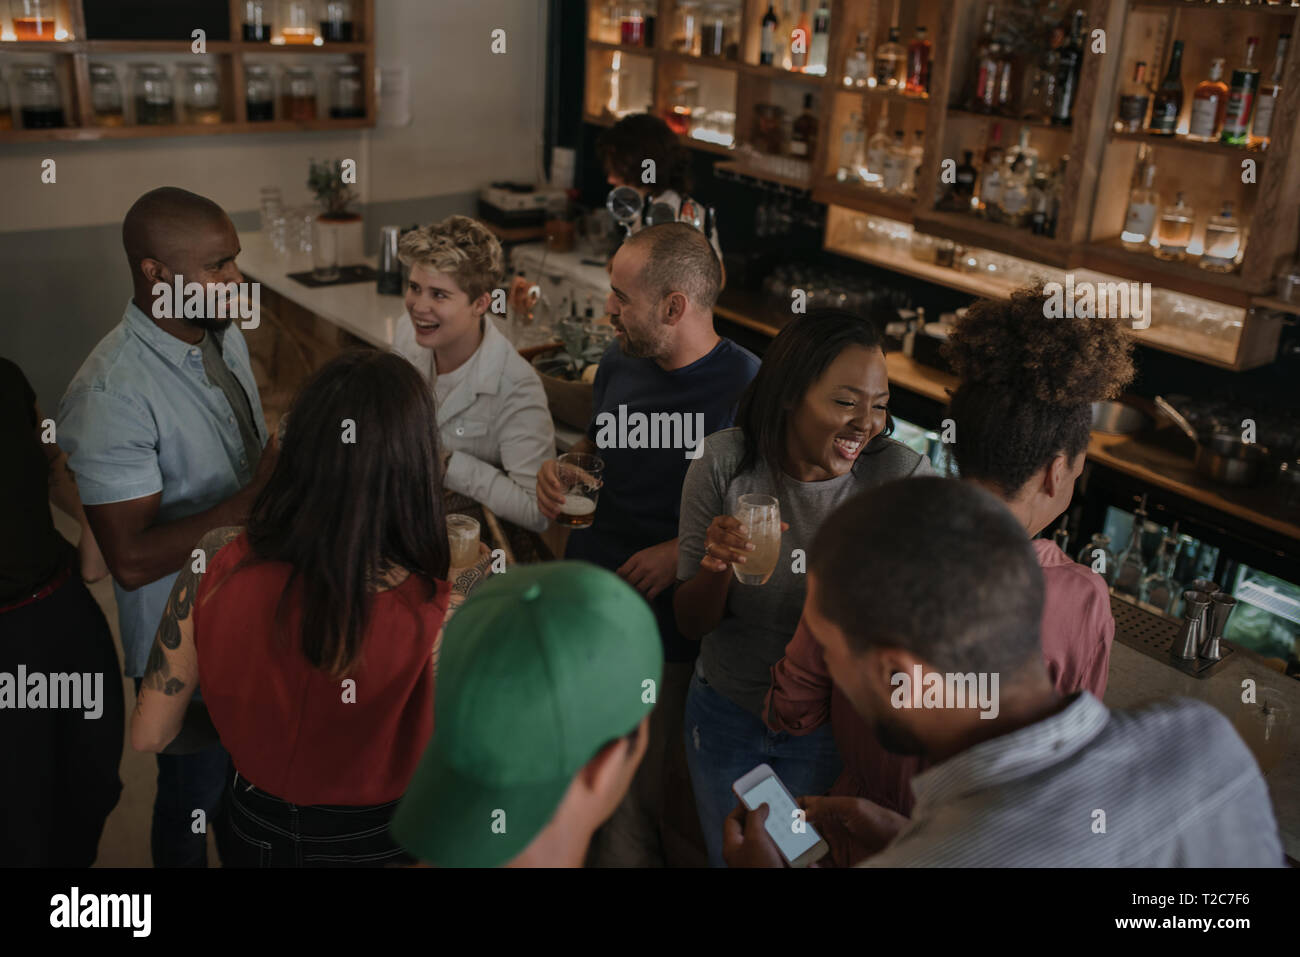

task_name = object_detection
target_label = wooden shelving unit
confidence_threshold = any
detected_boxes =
[581,0,1300,371]
[0,0,377,142]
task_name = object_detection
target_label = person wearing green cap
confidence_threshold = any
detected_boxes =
[392,561,663,867]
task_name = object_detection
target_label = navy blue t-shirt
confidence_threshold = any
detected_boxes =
[565,336,759,661]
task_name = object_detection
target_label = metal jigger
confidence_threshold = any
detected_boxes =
[1199,593,1236,661]
[1173,590,1212,660]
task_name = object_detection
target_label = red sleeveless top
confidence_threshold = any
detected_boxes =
[193,533,450,806]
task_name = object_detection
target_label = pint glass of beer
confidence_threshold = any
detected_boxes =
[555,453,604,528]
[732,494,781,585]
[446,514,481,569]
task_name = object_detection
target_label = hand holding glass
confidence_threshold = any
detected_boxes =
[555,453,604,528]
[446,514,481,569]
[732,494,781,586]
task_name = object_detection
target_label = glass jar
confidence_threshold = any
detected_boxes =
[282,0,317,44]
[11,0,57,41]
[620,3,646,46]
[246,64,274,121]
[329,63,363,117]
[19,66,64,128]
[665,78,697,135]
[89,63,124,127]
[243,0,272,41]
[700,3,726,57]
[675,1,700,55]
[132,64,174,125]
[281,67,317,120]
[320,0,354,42]
[182,64,222,124]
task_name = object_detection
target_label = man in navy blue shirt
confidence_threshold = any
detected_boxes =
[537,222,758,866]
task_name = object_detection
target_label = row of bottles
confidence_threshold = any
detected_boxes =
[1120,150,1243,271]
[1116,34,1289,147]
[937,124,1065,237]
[759,1,831,74]
[964,4,1086,126]
[835,112,922,196]
[841,25,931,95]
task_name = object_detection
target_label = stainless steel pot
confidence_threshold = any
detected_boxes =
[1091,400,1150,435]
[1153,396,1270,487]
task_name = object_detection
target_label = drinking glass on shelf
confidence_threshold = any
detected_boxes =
[259,186,283,232]
[732,493,781,586]
[293,206,315,253]
[311,218,339,281]
[555,453,604,528]
[446,514,481,570]
[281,0,317,44]
[11,0,57,41]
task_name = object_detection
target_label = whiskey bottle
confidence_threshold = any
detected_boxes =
[1147,40,1184,135]
[1188,58,1228,141]
[1251,34,1290,145]
[1221,36,1262,145]
[874,26,906,90]
[1115,61,1150,133]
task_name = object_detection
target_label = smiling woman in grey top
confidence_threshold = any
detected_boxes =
[673,309,933,867]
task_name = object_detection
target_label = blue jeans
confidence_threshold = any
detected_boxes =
[684,669,841,867]
[133,676,228,867]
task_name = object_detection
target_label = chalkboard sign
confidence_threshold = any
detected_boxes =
[83,0,231,41]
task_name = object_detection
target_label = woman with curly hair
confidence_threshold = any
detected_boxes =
[765,284,1136,819]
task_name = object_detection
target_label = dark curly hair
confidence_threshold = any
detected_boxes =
[942,284,1135,497]
[597,113,692,196]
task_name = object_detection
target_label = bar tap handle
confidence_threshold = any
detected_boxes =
[1173,590,1212,660]
[1199,593,1236,661]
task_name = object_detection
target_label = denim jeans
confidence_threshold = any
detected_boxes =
[133,677,228,868]
[218,765,413,867]
[684,669,842,867]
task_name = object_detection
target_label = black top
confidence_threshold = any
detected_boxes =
[0,357,71,604]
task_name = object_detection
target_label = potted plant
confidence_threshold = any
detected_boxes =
[308,158,364,263]
[525,317,613,431]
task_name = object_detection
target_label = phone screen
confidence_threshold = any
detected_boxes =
[740,774,822,863]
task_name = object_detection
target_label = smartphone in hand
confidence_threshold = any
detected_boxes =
[732,763,829,868]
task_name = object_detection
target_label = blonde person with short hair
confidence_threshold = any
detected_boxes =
[392,215,555,533]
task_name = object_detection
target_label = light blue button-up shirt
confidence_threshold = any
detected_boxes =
[58,300,266,677]
[859,692,1284,867]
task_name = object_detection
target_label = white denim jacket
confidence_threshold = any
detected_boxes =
[393,316,555,532]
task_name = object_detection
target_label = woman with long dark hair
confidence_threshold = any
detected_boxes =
[673,310,933,866]
[765,284,1135,820]
[131,350,485,866]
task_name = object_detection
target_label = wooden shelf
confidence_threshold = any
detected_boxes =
[684,135,735,156]
[0,117,372,143]
[588,39,656,56]
[825,234,1019,300]
[1252,295,1300,318]
[945,107,1072,132]
[1130,0,1300,16]
[0,40,82,50]
[912,209,1074,268]
[885,352,958,404]
[714,159,811,190]
[1109,130,1264,160]
[812,179,916,222]
[737,61,831,85]
[1078,239,1260,308]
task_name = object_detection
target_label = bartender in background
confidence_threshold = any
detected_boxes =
[598,112,724,275]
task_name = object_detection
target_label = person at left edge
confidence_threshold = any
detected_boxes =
[57,187,277,867]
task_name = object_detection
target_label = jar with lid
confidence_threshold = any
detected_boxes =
[281,0,317,44]
[700,2,738,59]
[11,0,57,41]
[329,63,363,117]
[321,0,354,42]
[183,64,222,124]
[243,0,272,41]
[19,66,64,129]
[89,63,125,127]
[675,1,700,55]
[246,64,274,121]
[133,64,174,125]
[620,4,647,47]
[282,67,317,121]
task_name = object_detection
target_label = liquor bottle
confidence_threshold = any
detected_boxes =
[948,149,978,210]
[809,1,830,76]
[760,4,779,66]
[1076,533,1117,583]
[836,112,865,182]
[1140,532,1181,613]
[790,93,818,158]
[906,129,925,196]
[906,26,931,95]
[843,31,871,88]
[791,0,811,72]
[1113,500,1149,598]
[1154,191,1195,261]
[1008,126,1039,179]
[1115,61,1150,133]
[1251,34,1290,146]
[1120,157,1159,251]
[1028,172,1052,235]
[1187,58,1228,141]
[977,123,1005,219]
[997,153,1032,227]
[864,111,891,188]
[1147,40,1184,135]
[874,26,906,90]
[968,3,1000,112]
[882,129,909,193]
[1221,36,1261,145]
[1199,201,1242,272]
[1052,9,1086,126]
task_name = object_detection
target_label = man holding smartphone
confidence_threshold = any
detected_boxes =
[725,478,1283,868]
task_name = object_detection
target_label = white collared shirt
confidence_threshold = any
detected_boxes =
[393,315,555,532]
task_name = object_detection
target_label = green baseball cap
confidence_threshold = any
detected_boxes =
[392,561,663,867]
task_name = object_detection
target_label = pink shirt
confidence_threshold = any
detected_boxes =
[764,539,1114,815]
